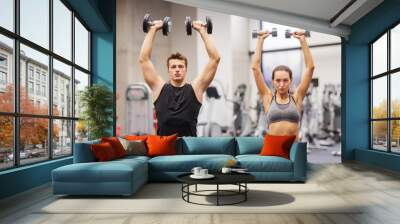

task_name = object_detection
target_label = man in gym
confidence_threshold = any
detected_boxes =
[139,19,220,137]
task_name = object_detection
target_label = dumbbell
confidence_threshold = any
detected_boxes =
[285,29,310,38]
[252,28,278,38]
[142,14,172,36]
[185,16,213,35]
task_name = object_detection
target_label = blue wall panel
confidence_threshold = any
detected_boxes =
[355,149,400,172]
[92,33,114,88]
[0,158,72,199]
[343,0,400,171]
[343,44,369,160]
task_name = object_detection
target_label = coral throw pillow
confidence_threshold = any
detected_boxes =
[101,137,127,158]
[125,135,148,141]
[146,134,177,157]
[260,134,296,159]
[91,142,117,162]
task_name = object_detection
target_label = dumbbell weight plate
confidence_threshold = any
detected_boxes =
[271,28,277,37]
[285,29,291,38]
[185,17,192,35]
[143,14,152,33]
[206,16,212,34]
[162,16,172,36]
[252,31,258,39]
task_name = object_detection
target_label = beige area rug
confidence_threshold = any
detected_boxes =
[38,183,362,214]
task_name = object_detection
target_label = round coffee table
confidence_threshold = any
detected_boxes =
[177,172,255,206]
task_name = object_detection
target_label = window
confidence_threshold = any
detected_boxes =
[53,119,72,158]
[20,0,49,49]
[42,85,46,97]
[0,0,14,32]
[391,24,400,70]
[53,59,71,116]
[370,23,400,153]
[0,116,13,170]
[0,54,8,88]
[0,54,7,67]
[28,81,34,94]
[74,69,89,118]
[0,71,6,85]
[0,56,7,90]
[0,34,13,113]
[53,0,72,60]
[54,89,58,104]
[20,117,49,165]
[75,17,89,70]
[0,0,91,170]
[36,83,40,95]
[29,67,34,80]
[35,70,41,81]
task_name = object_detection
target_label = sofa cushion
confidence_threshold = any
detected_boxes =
[52,159,147,183]
[148,154,235,172]
[236,155,293,172]
[236,137,263,155]
[178,137,235,155]
[115,155,150,163]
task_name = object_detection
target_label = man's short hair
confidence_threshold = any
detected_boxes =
[167,52,188,68]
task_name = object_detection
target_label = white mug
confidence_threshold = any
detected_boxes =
[221,167,232,174]
[191,167,202,176]
[200,169,208,176]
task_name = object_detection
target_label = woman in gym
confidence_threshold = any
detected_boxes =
[251,30,315,139]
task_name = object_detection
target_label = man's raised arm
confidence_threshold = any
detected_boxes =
[191,21,220,103]
[138,20,165,101]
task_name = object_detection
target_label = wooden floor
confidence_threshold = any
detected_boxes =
[1,162,400,224]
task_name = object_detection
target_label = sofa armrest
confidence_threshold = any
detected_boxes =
[289,142,307,181]
[73,140,100,163]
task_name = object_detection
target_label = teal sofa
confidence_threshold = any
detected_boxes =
[52,137,307,196]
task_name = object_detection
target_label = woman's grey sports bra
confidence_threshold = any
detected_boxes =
[265,95,301,124]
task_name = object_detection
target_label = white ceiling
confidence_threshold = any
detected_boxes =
[163,0,384,38]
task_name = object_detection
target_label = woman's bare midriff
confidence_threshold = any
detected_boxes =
[268,121,299,137]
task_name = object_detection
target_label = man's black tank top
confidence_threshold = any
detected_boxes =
[154,83,202,137]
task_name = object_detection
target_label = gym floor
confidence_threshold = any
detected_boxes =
[307,142,341,164]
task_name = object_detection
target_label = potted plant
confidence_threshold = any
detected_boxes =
[79,84,113,140]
